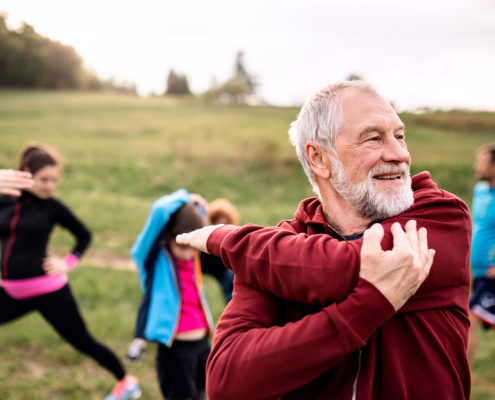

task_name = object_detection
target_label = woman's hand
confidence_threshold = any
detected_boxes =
[42,257,69,275]
[486,265,495,279]
[189,193,208,209]
[0,169,34,196]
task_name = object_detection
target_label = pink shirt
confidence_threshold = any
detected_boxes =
[176,259,207,333]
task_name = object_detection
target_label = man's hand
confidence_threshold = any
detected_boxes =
[42,257,68,275]
[360,220,435,311]
[176,225,225,253]
[0,169,34,196]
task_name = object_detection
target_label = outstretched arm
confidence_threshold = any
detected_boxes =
[178,221,435,307]
[178,223,359,304]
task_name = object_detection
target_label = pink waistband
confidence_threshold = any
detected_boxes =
[2,274,68,300]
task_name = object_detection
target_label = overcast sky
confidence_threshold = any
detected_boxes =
[2,0,495,110]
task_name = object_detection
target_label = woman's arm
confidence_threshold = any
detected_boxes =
[52,199,92,258]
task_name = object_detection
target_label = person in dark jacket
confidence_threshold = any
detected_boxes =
[177,81,471,400]
[0,143,141,400]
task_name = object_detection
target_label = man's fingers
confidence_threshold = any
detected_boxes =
[176,233,189,245]
[390,222,409,254]
[424,249,435,277]
[361,223,384,255]
[176,229,203,246]
[405,220,419,254]
[418,227,429,264]
[176,225,224,253]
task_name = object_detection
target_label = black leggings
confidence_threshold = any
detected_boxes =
[0,283,125,380]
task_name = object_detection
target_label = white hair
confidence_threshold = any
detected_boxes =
[288,81,383,196]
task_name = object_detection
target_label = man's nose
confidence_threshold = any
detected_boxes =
[382,135,409,164]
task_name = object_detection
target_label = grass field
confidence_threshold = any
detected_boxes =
[0,90,495,399]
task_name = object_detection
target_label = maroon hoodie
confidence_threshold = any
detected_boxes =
[206,172,471,400]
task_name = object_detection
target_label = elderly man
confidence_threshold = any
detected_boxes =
[178,82,471,399]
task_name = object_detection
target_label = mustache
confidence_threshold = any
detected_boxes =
[368,162,410,177]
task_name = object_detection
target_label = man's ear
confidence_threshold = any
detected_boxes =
[305,141,331,179]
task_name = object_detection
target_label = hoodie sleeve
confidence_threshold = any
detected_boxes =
[207,277,395,400]
[207,224,361,306]
[131,189,190,292]
[207,191,472,313]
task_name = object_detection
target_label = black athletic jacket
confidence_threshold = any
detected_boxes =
[0,191,91,280]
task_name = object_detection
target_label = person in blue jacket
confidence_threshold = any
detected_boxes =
[468,142,495,364]
[127,189,214,400]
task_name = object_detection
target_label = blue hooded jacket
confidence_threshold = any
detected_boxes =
[130,189,214,346]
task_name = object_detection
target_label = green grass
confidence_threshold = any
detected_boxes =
[0,265,226,400]
[0,90,494,399]
[0,91,490,254]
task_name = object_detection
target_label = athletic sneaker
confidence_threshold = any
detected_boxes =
[124,341,146,365]
[104,376,142,400]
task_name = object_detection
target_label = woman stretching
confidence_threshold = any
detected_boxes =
[0,143,141,400]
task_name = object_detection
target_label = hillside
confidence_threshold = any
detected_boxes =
[1,91,495,399]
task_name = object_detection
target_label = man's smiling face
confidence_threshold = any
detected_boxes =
[335,89,410,188]
[327,89,414,219]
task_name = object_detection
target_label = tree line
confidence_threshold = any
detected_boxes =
[0,14,260,102]
[0,14,135,92]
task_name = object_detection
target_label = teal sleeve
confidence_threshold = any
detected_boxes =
[130,189,190,292]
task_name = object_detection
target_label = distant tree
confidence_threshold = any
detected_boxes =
[233,51,255,92]
[165,70,191,95]
[205,51,258,104]
[346,73,363,81]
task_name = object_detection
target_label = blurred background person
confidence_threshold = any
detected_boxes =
[200,199,239,303]
[0,143,141,400]
[125,190,214,400]
[125,195,239,367]
[468,143,495,364]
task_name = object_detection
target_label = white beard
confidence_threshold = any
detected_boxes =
[329,155,414,220]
